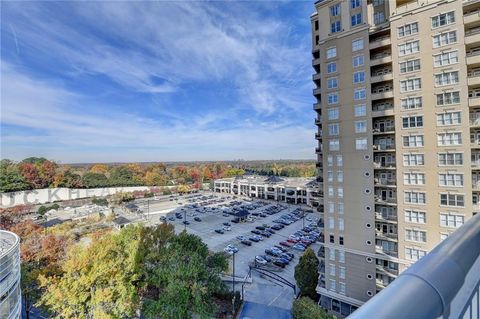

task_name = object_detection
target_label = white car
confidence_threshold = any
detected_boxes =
[223,226,232,231]
[255,256,267,265]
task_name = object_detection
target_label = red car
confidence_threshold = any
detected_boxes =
[287,238,298,244]
[300,239,312,246]
[280,241,293,247]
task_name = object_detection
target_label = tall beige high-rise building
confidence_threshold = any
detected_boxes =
[311,0,479,316]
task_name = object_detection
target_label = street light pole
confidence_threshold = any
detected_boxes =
[232,251,236,315]
[184,210,187,232]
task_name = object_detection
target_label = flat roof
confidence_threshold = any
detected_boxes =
[215,175,317,188]
[0,230,19,256]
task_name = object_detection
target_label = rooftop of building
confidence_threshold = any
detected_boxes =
[215,175,320,188]
[0,230,20,256]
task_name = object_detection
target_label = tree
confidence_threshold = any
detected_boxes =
[294,248,319,299]
[109,166,142,186]
[89,164,109,174]
[82,172,109,188]
[39,226,142,318]
[177,184,190,194]
[39,161,57,187]
[292,297,335,319]
[53,169,83,188]
[91,197,109,206]
[0,160,30,192]
[22,157,48,165]
[19,163,45,189]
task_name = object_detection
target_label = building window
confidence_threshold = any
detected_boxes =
[353,55,364,68]
[351,13,362,26]
[339,236,344,245]
[331,20,342,33]
[438,153,463,166]
[403,135,424,147]
[374,12,385,24]
[338,187,344,198]
[336,155,343,166]
[354,88,366,100]
[329,248,335,260]
[327,155,334,166]
[405,229,427,242]
[401,97,422,109]
[338,202,344,214]
[330,235,335,244]
[339,266,346,279]
[404,173,425,185]
[354,104,366,117]
[337,171,344,182]
[339,282,346,295]
[440,213,464,228]
[327,92,339,105]
[338,218,344,231]
[327,47,337,59]
[327,62,337,74]
[327,77,338,89]
[405,247,427,261]
[329,139,340,151]
[329,279,336,292]
[400,78,421,92]
[330,4,341,17]
[431,11,455,29]
[439,173,463,187]
[356,138,368,150]
[433,31,457,48]
[436,91,460,106]
[328,123,340,136]
[437,111,461,126]
[433,51,458,67]
[399,40,420,56]
[352,39,364,52]
[355,120,367,133]
[328,217,335,229]
[440,193,464,207]
[403,154,424,166]
[399,59,420,74]
[339,250,345,262]
[405,210,426,224]
[329,263,336,276]
[353,71,365,83]
[402,116,423,129]
[398,22,419,38]
[351,0,361,8]
[373,0,384,6]
[437,132,462,146]
[328,201,335,213]
[435,71,459,86]
[327,171,334,182]
[328,107,339,120]
[404,191,426,204]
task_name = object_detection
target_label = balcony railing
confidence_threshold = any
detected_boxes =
[374,178,396,186]
[374,196,397,205]
[373,144,395,151]
[375,213,397,223]
[374,245,398,257]
[348,213,480,319]
[373,162,396,169]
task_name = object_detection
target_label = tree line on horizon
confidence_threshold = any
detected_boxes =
[0,157,316,193]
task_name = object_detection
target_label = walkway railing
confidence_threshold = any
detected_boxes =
[348,213,480,319]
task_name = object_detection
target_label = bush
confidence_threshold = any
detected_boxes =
[50,203,60,210]
[292,297,335,319]
[92,197,109,207]
[37,206,48,215]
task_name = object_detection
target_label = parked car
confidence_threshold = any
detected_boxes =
[237,235,249,241]
[226,244,239,253]
[292,244,306,251]
[241,240,252,246]
[273,260,286,268]
[249,236,260,243]
[255,256,268,265]
[194,217,202,222]
[253,235,264,241]
[231,218,240,223]
[255,226,266,230]
[261,255,272,262]
[168,216,175,221]
[279,241,292,247]
[182,221,190,225]
[223,222,231,226]
[251,230,262,235]
[215,229,225,234]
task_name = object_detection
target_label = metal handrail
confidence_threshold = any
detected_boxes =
[348,213,480,319]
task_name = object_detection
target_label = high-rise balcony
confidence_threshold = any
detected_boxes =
[375,212,398,224]
[465,27,480,45]
[471,138,480,148]
[375,264,399,277]
[370,51,392,66]
[373,161,396,169]
[467,49,480,65]
[469,96,480,107]
[312,57,321,66]
[315,146,322,154]
[374,196,397,206]
[315,132,322,140]
[313,87,321,96]
[371,72,393,83]
[470,116,480,127]
[374,178,396,187]
[373,143,395,152]
[464,8,480,25]
[313,102,321,111]
[315,118,321,126]
[369,35,391,50]
[468,69,480,86]
[372,102,394,117]
[473,181,480,190]
[372,127,395,135]
[374,245,397,257]
[312,73,321,81]
[375,230,398,241]
[371,85,394,100]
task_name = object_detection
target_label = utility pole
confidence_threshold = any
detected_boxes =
[184,210,187,232]
[232,251,236,315]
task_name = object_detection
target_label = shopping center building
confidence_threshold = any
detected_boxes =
[0,230,21,319]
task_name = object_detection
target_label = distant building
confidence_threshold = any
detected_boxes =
[213,175,323,207]
[0,230,21,319]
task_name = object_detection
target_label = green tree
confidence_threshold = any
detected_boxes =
[109,166,143,186]
[294,248,319,299]
[292,297,335,319]
[22,157,49,164]
[82,172,109,188]
[0,160,30,192]
[91,197,109,206]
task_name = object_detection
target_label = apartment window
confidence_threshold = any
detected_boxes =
[404,173,425,185]
[328,202,335,213]
[355,120,367,133]
[337,171,344,182]
[353,55,364,67]
[399,59,420,74]
[405,229,427,242]
[439,173,463,187]
[338,202,344,214]
[435,71,459,86]
[405,247,427,261]
[401,97,422,110]
[338,218,344,231]
[338,187,344,198]
[329,279,336,291]
[354,104,366,117]
[403,154,424,166]
[352,39,364,52]
[328,123,340,136]
[436,91,460,106]
[437,112,461,126]
[399,40,419,56]
[339,282,346,295]
[440,193,464,207]
[351,13,362,26]
[433,31,457,48]
[339,236,344,245]
[338,250,345,263]
[373,0,384,6]
[405,210,426,224]
[354,88,366,100]
[327,155,334,166]
[398,22,418,38]
[437,132,462,146]
[404,191,426,204]
[400,78,421,92]
[402,116,423,129]
[329,263,336,276]
[329,139,340,151]
[328,186,334,197]
[434,51,458,67]
[403,135,424,147]
[328,217,335,229]
[351,0,361,8]
[339,267,346,279]
[431,11,455,29]
[356,138,368,150]
[353,71,365,83]
[330,4,340,17]
[440,213,464,228]
[327,77,338,89]
[327,62,337,74]
[329,248,335,260]
[327,47,337,59]
[327,171,334,182]
[331,20,342,33]
[438,153,463,166]
[337,155,343,166]
[374,12,385,24]
[327,92,339,105]
[328,108,339,120]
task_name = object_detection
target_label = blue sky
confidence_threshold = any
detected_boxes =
[1,1,316,163]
